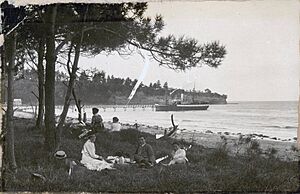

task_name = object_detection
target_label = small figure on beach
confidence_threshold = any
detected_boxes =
[133,136,156,167]
[80,133,114,171]
[165,142,188,166]
[110,117,121,132]
[134,120,138,130]
[91,107,104,132]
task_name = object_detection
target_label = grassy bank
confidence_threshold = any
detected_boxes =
[1,118,298,192]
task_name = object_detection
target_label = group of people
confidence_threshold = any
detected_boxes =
[78,107,188,171]
[80,134,188,171]
[133,136,188,167]
[90,107,121,133]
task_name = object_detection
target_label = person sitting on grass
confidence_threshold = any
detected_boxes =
[54,150,78,176]
[165,142,187,166]
[110,116,121,132]
[80,133,114,171]
[133,136,156,167]
[91,107,104,132]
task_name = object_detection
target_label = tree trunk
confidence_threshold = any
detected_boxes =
[44,5,57,153]
[1,47,6,105]
[5,31,17,172]
[35,37,45,131]
[56,37,83,149]
[77,100,82,122]
[72,89,83,122]
[55,4,88,149]
[1,46,5,172]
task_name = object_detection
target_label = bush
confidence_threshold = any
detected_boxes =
[265,147,278,159]
[206,136,229,166]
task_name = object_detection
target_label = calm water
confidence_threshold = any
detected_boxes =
[60,101,297,140]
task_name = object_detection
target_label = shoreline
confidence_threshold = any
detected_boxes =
[14,110,298,161]
[16,105,297,141]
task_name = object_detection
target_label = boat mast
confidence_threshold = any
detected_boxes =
[192,82,196,103]
[164,85,169,105]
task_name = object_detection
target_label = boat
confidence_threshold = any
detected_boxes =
[155,86,209,111]
[155,102,209,112]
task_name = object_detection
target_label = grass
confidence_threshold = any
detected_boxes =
[1,118,299,192]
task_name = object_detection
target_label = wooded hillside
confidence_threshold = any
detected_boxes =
[14,69,227,105]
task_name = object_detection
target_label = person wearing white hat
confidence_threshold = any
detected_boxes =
[54,150,77,176]
[80,133,114,171]
[54,150,67,159]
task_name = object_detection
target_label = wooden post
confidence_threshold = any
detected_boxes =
[78,100,82,122]
[83,112,86,123]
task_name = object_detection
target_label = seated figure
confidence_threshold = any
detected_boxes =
[54,150,78,176]
[81,134,114,171]
[91,108,104,132]
[133,136,156,167]
[110,117,121,132]
[167,142,187,165]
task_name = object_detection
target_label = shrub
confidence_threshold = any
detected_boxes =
[206,135,229,166]
[246,139,262,157]
[290,145,298,152]
[265,147,278,159]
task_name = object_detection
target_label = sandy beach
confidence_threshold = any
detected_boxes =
[14,110,298,161]
[119,122,298,161]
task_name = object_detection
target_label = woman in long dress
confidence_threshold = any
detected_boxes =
[81,134,114,171]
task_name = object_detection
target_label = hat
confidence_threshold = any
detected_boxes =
[54,150,67,159]
[113,117,119,123]
[92,108,99,114]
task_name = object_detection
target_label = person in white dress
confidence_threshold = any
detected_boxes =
[110,117,121,132]
[167,142,188,165]
[81,134,114,171]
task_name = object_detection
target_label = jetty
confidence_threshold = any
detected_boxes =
[95,104,155,111]
[18,104,156,112]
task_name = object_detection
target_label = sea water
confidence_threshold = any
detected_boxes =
[58,101,297,140]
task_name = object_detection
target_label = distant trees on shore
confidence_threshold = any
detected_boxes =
[14,69,227,105]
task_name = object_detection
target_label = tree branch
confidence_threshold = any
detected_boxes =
[31,91,39,100]
[25,47,38,67]
[25,61,37,73]
[66,42,74,76]
[62,81,68,87]
[55,34,73,55]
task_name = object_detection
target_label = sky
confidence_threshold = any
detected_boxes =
[76,0,299,102]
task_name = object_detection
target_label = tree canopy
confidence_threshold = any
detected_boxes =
[4,2,226,72]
